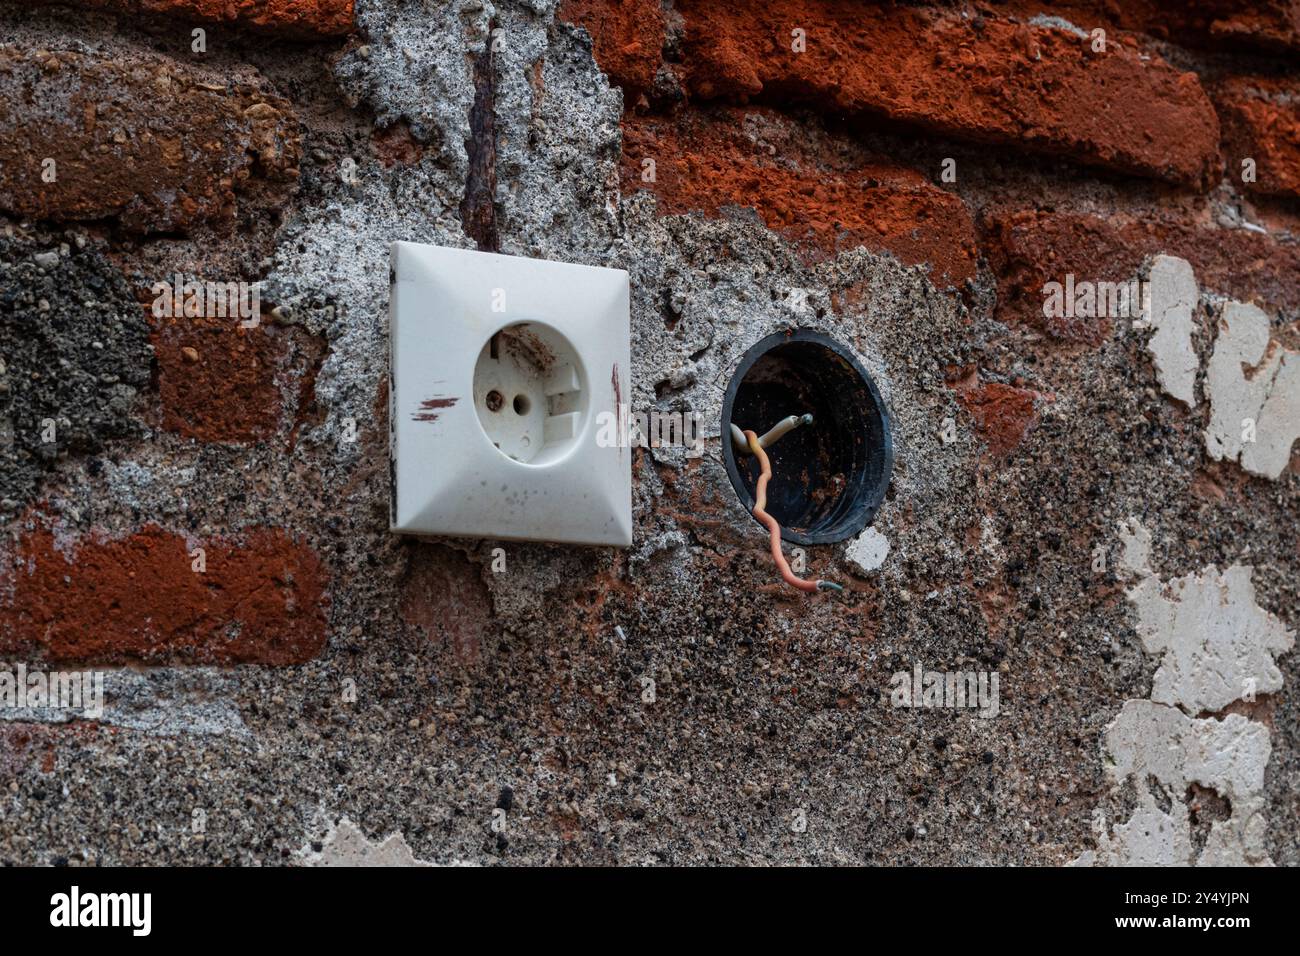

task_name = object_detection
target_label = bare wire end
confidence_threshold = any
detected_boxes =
[733,412,814,455]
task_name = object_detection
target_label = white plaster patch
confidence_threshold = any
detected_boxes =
[1243,350,1300,479]
[1075,703,1273,867]
[845,526,889,574]
[1116,516,1152,578]
[1075,790,1194,867]
[1205,301,1276,463]
[1075,555,1290,867]
[1106,700,1270,804]
[1204,300,1300,480]
[1136,255,1198,407]
[1127,563,1293,713]
[300,818,451,867]
[1101,700,1272,866]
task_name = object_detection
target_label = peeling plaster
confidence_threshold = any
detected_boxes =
[300,818,452,867]
[1106,700,1270,809]
[1089,700,1273,866]
[1135,255,1299,479]
[1128,563,1293,713]
[845,526,890,574]
[1137,254,1198,407]
[1075,788,1195,867]
[1116,516,1152,578]
[1245,351,1300,479]
[1076,556,1292,866]
[1204,300,1300,480]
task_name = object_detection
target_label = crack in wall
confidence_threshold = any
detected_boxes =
[460,20,500,253]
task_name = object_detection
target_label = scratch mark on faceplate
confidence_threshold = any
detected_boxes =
[611,363,623,459]
[413,397,459,423]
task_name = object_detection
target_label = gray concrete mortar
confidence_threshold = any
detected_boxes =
[0,1,1295,866]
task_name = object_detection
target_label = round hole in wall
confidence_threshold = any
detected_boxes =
[473,322,588,466]
[721,329,893,545]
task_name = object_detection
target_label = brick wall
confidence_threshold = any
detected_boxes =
[0,0,1297,866]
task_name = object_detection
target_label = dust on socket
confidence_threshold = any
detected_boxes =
[473,321,588,466]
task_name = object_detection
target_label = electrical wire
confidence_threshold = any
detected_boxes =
[730,413,814,455]
[742,427,843,595]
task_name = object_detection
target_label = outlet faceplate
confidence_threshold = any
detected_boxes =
[389,242,631,546]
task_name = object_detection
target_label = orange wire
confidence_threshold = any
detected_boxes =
[744,429,828,594]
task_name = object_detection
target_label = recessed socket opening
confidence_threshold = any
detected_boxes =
[721,329,893,545]
[473,321,588,466]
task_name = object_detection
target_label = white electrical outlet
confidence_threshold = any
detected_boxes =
[389,241,631,546]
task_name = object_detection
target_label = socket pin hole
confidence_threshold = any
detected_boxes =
[473,321,588,466]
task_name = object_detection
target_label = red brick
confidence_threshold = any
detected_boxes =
[994,1,1300,54]
[622,107,978,287]
[982,207,1300,345]
[949,375,1045,457]
[559,0,664,95]
[1193,0,1300,51]
[0,48,300,235]
[675,1,1220,188]
[34,0,354,37]
[372,121,425,168]
[0,521,328,665]
[400,545,491,666]
[1215,77,1300,200]
[149,305,325,446]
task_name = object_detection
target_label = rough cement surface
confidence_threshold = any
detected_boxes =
[0,1,1297,867]
[0,231,152,510]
